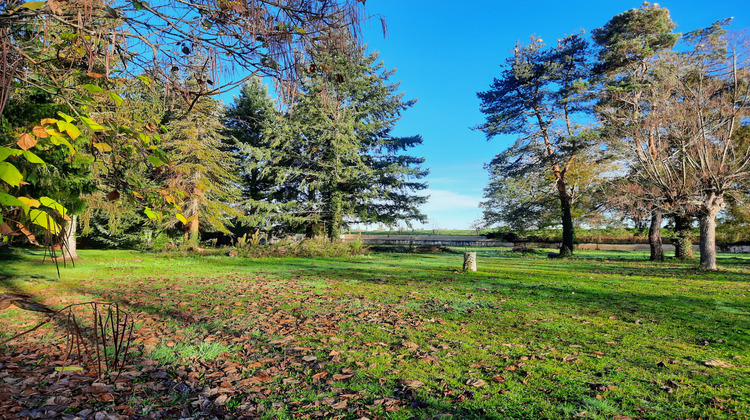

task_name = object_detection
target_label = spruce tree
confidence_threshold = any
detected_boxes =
[227,43,428,240]
[161,78,242,241]
[283,42,428,240]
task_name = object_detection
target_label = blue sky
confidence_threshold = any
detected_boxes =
[352,0,750,230]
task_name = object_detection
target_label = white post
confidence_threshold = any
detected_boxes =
[463,252,477,272]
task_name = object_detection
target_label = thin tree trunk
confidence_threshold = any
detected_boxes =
[649,210,664,262]
[63,215,78,260]
[189,196,200,241]
[559,189,574,257]
[673,214,694,260]
[699,197,723,271]
[189,216,199,238]
[305,222,315,239]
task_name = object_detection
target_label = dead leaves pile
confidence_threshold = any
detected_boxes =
[0,275,468,419]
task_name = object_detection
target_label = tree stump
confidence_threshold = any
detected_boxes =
[463,252,477,272]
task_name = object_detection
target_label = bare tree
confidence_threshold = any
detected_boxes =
[656,26,750,269]
[0,0,367,116]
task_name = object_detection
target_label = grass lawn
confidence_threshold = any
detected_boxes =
[1,247,749,419]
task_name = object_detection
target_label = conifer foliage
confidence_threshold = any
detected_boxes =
[227,42,428,240]
[160,77,242,240]
[476,34,600,257]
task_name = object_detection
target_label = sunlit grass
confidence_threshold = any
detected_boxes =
[1,246,748,418]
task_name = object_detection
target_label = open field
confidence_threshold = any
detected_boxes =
[1,248,749,419]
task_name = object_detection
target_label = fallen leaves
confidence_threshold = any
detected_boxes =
[402,341,419,351]
[401,379,424,388]
[4,253,749,419]
[465,378,486,387]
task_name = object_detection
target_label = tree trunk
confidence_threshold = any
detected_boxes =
[673,214,693,260]
[648,210,664,262]
[186,196,200,243]
[699,195,724,271]
[559,190,575,257]
[326,190,343,242]
[63,215,78,260]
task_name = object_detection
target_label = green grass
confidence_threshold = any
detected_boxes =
[1,247,749,419]
[151,341,236,364]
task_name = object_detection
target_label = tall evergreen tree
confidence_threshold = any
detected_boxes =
[224,78,298,232]
[228,42,428,240]
[289,43,428,240]
[592,2,680,262]
[476,34,598,257]
[160,76,242,240]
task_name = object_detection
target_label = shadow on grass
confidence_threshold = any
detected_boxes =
[2,248,749,418]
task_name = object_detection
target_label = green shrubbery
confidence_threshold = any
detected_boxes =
[234,235,366,258]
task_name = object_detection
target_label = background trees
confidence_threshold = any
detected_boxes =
[593,4,750,269]
[478,3,750,269]
[160,81,242,241]
[592,2,681,262]
[226,41,428,241]
[1,0,366,249]
[658,25,750,270]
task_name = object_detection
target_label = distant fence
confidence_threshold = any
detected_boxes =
[342,234,750,253]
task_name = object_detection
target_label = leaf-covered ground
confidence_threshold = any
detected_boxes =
[1,248,749,419]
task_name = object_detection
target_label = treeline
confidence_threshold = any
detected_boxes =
[76,43,429,249]
[0,0,427,255]
[476,3,750,269]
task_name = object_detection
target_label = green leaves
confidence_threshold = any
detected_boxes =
[0,162,23,187]
[137,75,152,86]
[144,207,158,220]
[109,92,124,106]
[40,196,68,219]
[0,146,22,162]
[20,1,46,9]
[29,209,61,234]
[93,143,112,153]
[80,84,104,94]
[8,1,45,13]
[147,155,165,167]
[56,119,81,140]
[132,0,149,11]
[0,193,26,208]
[80,116,105,131]
[23,150,45,164]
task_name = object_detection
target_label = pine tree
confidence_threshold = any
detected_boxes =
[592,2,680,262]
[160,78,242,241]
[476,34,598,257]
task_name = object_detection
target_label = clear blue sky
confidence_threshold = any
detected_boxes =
[353,0,749,230]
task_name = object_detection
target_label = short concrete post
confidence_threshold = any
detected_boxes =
[463,252,477,272]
